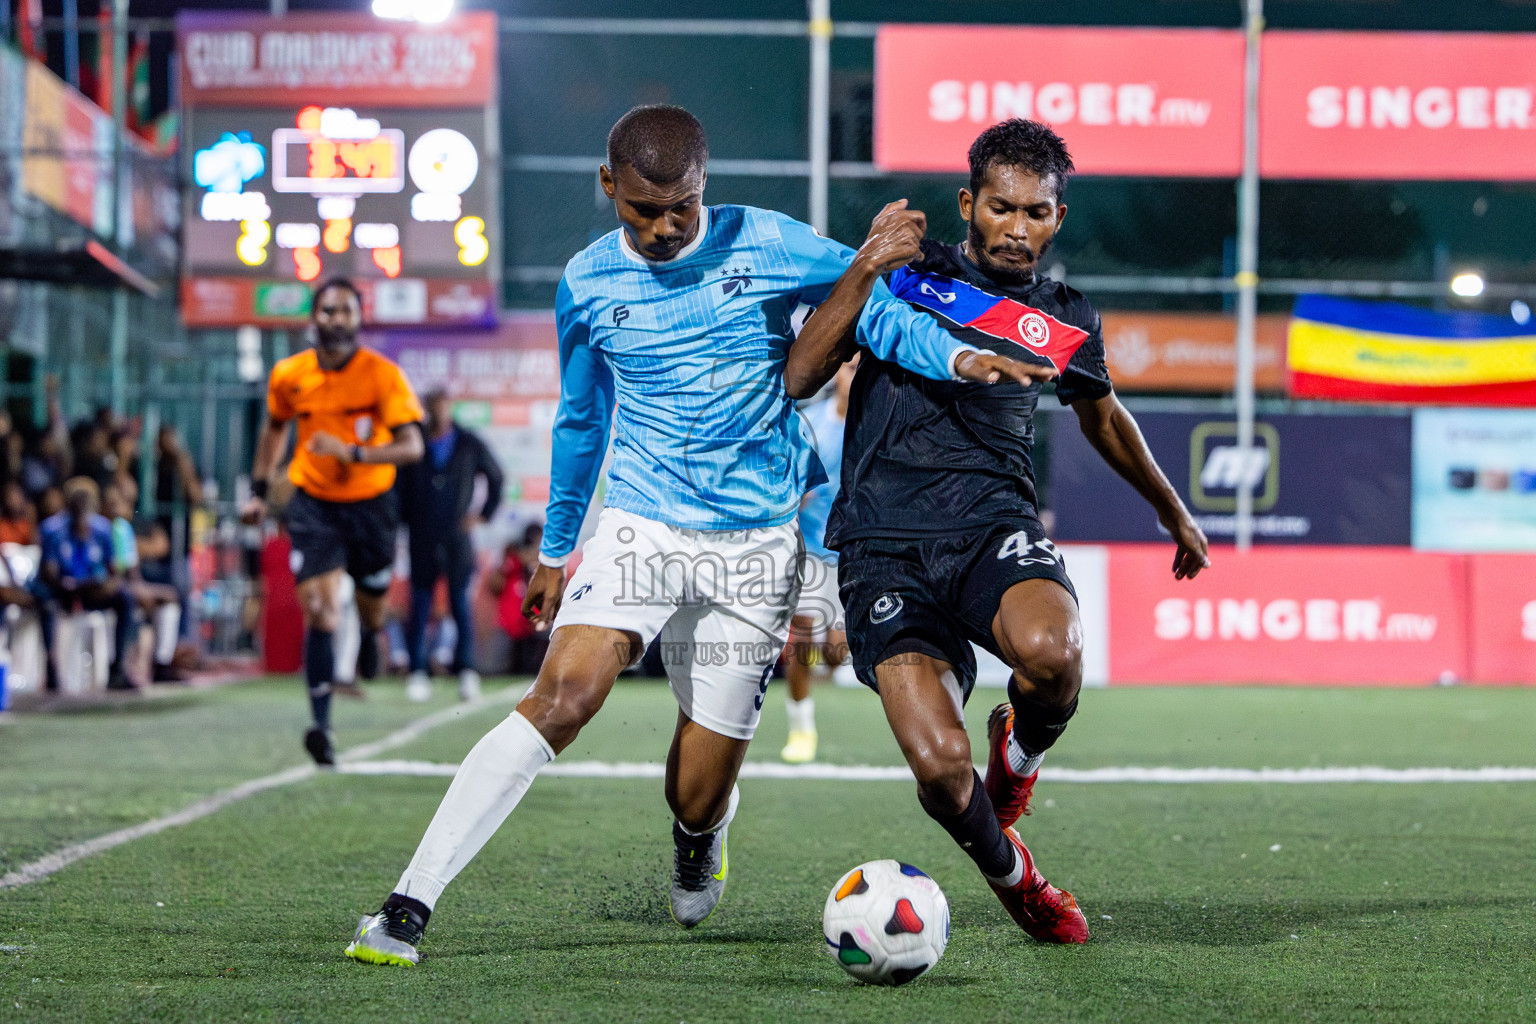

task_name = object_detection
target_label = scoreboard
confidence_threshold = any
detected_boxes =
[177,12,498,328]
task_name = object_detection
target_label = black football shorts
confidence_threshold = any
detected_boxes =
[838,518,1076,702]
[284,488,398,593]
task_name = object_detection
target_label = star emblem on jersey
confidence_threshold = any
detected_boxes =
[870,593,903,624]
[719,266,754,296]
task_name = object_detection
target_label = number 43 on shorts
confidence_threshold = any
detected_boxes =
[997,532,1064,568]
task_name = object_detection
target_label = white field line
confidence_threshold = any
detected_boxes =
[0,686,524,891]
[338,760,1536,785]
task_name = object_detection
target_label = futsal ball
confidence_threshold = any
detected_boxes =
[822,859,950,986]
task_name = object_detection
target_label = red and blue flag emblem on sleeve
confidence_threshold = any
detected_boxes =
[889,265,1090,373]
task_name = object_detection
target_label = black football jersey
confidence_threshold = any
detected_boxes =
[825,239,1113,548]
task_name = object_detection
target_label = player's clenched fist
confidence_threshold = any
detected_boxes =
[856,199,927,275]
[522,562,566,632]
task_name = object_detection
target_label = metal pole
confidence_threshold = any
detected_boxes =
[109,290,128,415]
[62,0,79,89]
[806,0,831,233]
[1233,0,1263,552]
[109,0,128,243]
[270,0,287,16]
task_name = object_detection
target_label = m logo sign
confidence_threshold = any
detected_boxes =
[1189,421,1280,512]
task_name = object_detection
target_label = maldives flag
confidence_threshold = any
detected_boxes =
[889,265,1090,372]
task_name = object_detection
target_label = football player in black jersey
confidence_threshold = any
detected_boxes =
[785,119,1209,943]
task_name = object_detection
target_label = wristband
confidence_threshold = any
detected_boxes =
[352,444,364,463]
[250,479,269,500]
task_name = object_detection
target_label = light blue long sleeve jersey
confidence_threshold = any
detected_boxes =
[541,204,980,563]
[797,397,845,564]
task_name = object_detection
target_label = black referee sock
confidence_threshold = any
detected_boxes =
[357,628,380,680]
[1008,683,1079,757]
[305,628,336,731]
[920,769,1017,881]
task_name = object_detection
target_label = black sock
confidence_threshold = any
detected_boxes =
[1008,683,1079,757]
[920,769,1016,880]
[384,892,432,929]
[356,628,380,680]
[305,628,335,730]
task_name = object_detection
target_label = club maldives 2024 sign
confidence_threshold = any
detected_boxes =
[177,11,498,328]
[875,27,1536,180]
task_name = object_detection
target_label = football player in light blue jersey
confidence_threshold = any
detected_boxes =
[346,105,1050,967]
[780,356,857,765]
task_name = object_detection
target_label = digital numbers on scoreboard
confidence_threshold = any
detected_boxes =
[183,104,494,325]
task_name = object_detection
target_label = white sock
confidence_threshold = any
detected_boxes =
[786,696,815,734]
[153,605,180,665]
[1006,731,1044,778]
[677,784,740,837]
[394,711,554,910]
[984,845,1025,888]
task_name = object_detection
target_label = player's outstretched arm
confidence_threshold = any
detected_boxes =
[785,200,927,398]
[858,279,1056,387]
[1072,391,1210,579]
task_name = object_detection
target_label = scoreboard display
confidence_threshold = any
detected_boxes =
[177,12,498,328]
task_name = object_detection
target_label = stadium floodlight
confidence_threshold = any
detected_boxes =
[371,0,454,21]
[1450,272,1485,298]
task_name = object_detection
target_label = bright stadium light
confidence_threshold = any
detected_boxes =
[1450,271,1485,298]
[372,0,454,21]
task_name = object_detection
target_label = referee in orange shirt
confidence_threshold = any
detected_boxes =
[242,278,425,765]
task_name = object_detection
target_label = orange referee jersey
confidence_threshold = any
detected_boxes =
[268,346,424,503]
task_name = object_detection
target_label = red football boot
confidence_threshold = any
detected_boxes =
[984,703,1039,827]
[988,826,1089,944]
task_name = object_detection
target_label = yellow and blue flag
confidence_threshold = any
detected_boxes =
[1288,295,1536,406]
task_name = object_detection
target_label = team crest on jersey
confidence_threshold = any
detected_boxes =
[354,415,374,442]
[870,593,903,624]
[1017,313,1050,348]
[719,266,754,296]
[569,582,593,601]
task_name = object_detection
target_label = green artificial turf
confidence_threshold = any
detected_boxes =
[2,678,1534,1023]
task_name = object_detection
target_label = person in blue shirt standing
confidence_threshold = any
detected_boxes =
[395,388,505,704]
[345,104,1050,967]
[37,476,136,691]
[780,355,857,764]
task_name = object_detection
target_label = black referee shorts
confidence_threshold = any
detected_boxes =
[284,489,398,593]
[838,517,1076,703]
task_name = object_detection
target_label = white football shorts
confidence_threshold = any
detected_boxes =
[551,507,802,741]
[793,552,844,637]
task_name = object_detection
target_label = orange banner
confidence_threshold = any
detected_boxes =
[1100,312,1288,393]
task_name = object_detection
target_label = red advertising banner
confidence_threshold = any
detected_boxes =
[21,58,112,236]
[178,11,497,107]
[1261,31,1536,180]
[1467,555,1536,685]
[874,26,1244,176]
[180,277,496,329]
[1107,545,1469,685]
